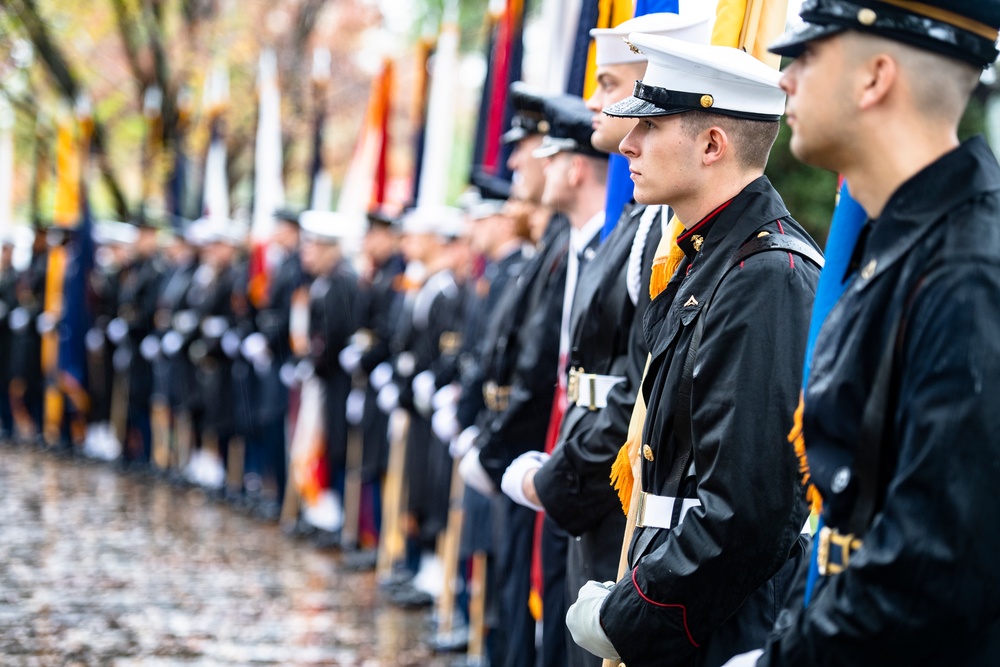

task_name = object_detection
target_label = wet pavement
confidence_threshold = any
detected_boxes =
[0,444,450,666]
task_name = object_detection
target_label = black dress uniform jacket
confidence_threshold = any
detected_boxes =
[308,260,359,475]
[600,177,820,667]
[759,137,1000,666]
[478,215,570,485]
[535,204,662,536]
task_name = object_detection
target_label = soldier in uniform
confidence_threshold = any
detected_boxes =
[8,227,48,440]
[240,208,305,518]
[500,12,713,667]
[300,211,360,545]
[722,3,1000,665]
[340,209,405,553]
[456,82,568,667]
[0,239,16,438]
[566,36,822,667]
[379,206,467,605]
[113,217,165,466]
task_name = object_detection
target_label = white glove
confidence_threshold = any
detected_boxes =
[376,382,400,414]
[8,307,30,333]
[721,650,764,667]
[85,327,105,352]
[139,334,161,361]
[412,370,437,416]
[449,425,479,459]
[279,361,298,388]
[221,329,242,359]
[240,331,270,365]
[339,342,363,375]
[161,330,184,358]
[370,361,394,391]
[106,316,129,344]
[432,404,460,443]
[36,312,57,335]
[432,383,460,411]
[346,387,366,426]
[566,580,620,660]
[501,450,549,512]
[295,359,315,383]
[459,448,497,497]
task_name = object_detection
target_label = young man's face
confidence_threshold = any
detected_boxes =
[507,134,547,202]
[586,62,645,154]
[540,152,576,212]
[779,34,854,172]
[619,114,698,207]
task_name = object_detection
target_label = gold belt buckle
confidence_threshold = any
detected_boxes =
[817,525,863,576]
[567,367,581,403]
[587,373,597,411]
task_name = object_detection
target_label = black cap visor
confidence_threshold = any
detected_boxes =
[768,21,848,57]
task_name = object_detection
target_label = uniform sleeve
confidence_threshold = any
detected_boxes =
[758,262,1000,667]
[600,252,816,665]
[534,304,645,536]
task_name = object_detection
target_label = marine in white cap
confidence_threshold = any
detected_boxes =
[565,34,824,667]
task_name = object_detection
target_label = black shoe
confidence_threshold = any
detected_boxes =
[254,500,282,522]
[429,626,469,653]
[388,583,434,609]
[311,528,342,550]
[341,549,379,572]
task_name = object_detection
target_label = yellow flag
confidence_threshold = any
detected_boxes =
[712,0,788,68]
[582,0,635,99]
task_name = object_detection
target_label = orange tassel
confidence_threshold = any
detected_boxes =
[789,392,823,514]
[610,442,634,514]
[650,215,687,300]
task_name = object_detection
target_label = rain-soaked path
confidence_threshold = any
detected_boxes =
[0,443,449,666]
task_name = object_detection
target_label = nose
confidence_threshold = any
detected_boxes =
[778,64,796,94]
[585,88,602,113]
[619,125,639,158]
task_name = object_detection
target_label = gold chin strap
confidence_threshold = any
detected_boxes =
[876,0,1000,41]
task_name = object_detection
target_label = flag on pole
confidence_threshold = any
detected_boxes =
[167,88,192,231]
[337,57,394,215]
[249,50,285,308]
[409,36,434,205]
[565,0,634,98]
[415,10,460,209]
[308,48,333,211]
[469,0,526,197]
[200,62,230,223]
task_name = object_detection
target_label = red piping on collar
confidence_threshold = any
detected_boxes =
[677,198,734,244]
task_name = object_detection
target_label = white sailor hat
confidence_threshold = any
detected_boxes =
[300,210,365,244]
[400,205,465,238]
[93,220,139,246]
[603,34,786,121]
[590,2,714,66]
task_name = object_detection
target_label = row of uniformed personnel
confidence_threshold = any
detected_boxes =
[4,0,1000,665]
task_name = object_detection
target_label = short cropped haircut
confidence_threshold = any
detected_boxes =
[679,112,780,171]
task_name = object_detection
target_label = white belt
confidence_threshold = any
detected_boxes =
[635,491,814,535]
[635,492,701,530]
[566,368,626,410]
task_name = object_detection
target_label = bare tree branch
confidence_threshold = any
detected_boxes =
[8,0,131,220]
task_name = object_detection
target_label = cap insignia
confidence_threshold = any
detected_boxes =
[537,120,550,133]
[857,8,877,26]
[700,94,714,108]
[624,38,642,55]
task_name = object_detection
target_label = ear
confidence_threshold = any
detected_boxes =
[702,125,728,167]
[858,53,896,110]
[568,154,586,187]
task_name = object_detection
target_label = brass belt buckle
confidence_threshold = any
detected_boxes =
[567,367,581,404]
[817,526,863,576]
[587,373,597,411]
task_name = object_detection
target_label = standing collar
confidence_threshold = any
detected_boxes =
[858,136,1000,283]
[677,198,735,258]
[571,211,606,255]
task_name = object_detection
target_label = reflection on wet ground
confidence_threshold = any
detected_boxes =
[0,444,449,666]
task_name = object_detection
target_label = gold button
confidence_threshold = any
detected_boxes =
[861,258,877,280]
[642,444,654,462]
[700,94,714,108]
[857,8,877,25]
[757,230,770,238]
